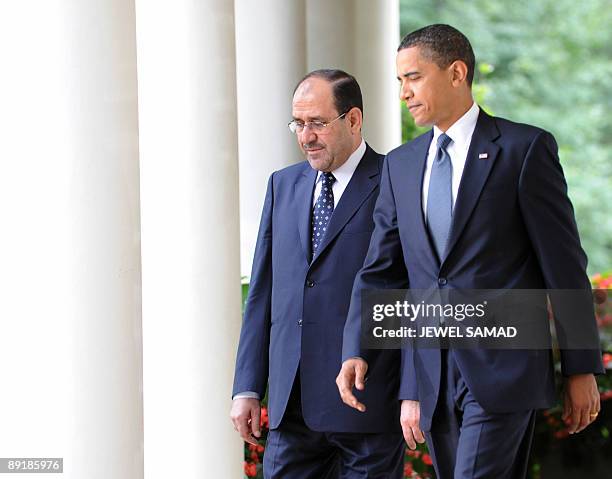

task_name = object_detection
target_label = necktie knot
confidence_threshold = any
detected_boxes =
[321,172,336,187]
[437,133,452,151]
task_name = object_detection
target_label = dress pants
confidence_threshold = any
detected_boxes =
[425,349,536,479]
[263,374,405,479]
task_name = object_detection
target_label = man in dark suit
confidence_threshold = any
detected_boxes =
[231,69,404,479]
[337,25,603,478]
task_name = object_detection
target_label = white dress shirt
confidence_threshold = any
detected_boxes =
[233,139,366,401]
[422,101,480,217]
[312,138,366,207]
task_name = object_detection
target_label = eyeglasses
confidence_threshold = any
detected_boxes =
[288,112,348,134]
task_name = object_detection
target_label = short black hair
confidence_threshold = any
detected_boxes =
[398,24,476,86]
[294,69,364,117]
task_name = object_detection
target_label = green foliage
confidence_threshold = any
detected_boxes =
[241,276,250,313]
[400,0,612,274]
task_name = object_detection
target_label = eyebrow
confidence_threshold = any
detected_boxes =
[292,116,324,122]
[396,70,420,80]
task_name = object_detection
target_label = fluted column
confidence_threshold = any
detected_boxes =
[354,0,401,154]
[307,0,401,153]
[0,1,144,478]
[307,0,355,73]
[235,0,307,276]
[136,1,243,477]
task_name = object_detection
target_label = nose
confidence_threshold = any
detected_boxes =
[298,126,317,144]
[399,81,412,102]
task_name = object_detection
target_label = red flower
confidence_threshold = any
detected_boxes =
[404,461,414,476]
[554,430,569,439]
[256,444,265,453]
[603,353,612,368]
[593,289,608,305]
[422,453,433,466]
[546,416,559,426]
[250,451,259,463]
[260,407,269,428]
[244,461,257,477]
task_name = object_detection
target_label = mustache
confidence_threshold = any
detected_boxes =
[303,143,324,150]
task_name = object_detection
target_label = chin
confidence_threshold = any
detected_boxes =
[411,114,425,125]
[307,155,331,170]
[414,117,432,128]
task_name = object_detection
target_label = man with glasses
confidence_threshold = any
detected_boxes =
[231,69,404,478]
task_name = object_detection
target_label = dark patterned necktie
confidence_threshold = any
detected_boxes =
[311,172,336,255]
[426,133,453,261]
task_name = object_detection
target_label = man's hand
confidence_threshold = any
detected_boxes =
[562,373,600,434]
[336,358,368,412]
[230,398,261,445]
[400,400,426,450]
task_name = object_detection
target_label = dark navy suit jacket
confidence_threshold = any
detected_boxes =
[233,144,401,433]
[343,109,603,431]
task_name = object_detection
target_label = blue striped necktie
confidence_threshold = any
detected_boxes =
[426,133,453,261]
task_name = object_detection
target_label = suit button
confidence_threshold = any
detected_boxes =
[438,277,447,286]
[306,280,315,288]
[298,319,303,326]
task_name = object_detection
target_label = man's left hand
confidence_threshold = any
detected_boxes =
[562,373,600,434]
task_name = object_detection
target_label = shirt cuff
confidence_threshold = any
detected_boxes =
[232,391,260,400]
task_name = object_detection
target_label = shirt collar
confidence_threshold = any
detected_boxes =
[316,138,366,188]
[432,101,479,152]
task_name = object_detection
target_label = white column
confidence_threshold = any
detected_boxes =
[306,0,355,73]
[307,0,401,153]
[0,1,143,479]
[354,0,401,153]
[65,2,144,476]
[235,0,307,277]
[136,1,243,478]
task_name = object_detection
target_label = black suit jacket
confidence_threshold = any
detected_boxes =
[343,109,603,431]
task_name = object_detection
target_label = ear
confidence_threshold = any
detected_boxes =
[449,60,469,87]
[346,107,363,134]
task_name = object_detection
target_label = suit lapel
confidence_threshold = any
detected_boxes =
[397,131,440,268]
[310,145,380,265]
[442,110,500,265]
[294,164,317,263]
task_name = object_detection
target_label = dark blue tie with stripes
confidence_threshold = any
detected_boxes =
[426,133,453,261]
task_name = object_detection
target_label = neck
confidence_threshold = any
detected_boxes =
[436,96,474,132]
[350,136,363,154]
